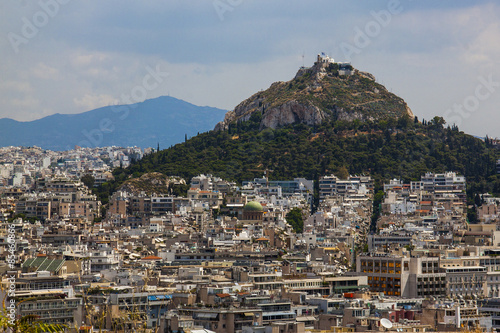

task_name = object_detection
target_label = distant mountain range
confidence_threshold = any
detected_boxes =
[0,96,227,151]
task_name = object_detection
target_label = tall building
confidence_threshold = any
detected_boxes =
[5,274,83,326]
[318,175,373,199]
[357,253,446,298]
[411,172,466,193]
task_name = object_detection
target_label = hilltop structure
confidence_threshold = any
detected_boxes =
[215,53,413,131]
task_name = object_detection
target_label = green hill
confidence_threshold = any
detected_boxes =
[103,117,500,209]
[97,59,500,222]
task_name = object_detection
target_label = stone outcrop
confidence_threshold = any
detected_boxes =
[118,172,185,195]
[260,100,326,129]
[214,55,414,131]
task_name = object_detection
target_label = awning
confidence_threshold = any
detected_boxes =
[262,312,295,318]
[195,313,218,319]
[156,295,172,300]
[148,294,172,301]
[244,312,254,317]
[296,316,316,321]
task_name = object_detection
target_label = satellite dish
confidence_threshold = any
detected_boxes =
[381,318,393,330]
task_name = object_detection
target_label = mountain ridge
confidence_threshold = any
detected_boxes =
[0,96,227,151]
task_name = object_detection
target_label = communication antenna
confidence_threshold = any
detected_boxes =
[381,318,393,330]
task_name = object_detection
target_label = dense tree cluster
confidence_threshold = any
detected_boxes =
[286,208,304,234]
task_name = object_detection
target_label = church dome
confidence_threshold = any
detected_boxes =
[243,201,263,212]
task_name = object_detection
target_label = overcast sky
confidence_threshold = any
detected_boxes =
[1,0,500,138]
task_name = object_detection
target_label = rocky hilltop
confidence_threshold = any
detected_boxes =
[215,54,413,131]
[118,172,186,195]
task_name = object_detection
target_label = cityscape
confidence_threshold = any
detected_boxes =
[2,2,500,333]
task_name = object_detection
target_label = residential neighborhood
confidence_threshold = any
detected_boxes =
[1,146,500,332]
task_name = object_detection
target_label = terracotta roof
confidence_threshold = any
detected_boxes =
[216,293,230,298]
[256,237,269,241]
[141,255,162,260]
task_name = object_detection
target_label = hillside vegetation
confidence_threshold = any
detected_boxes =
[99,116,500,219]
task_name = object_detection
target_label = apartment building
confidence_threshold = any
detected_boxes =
[319,175,373,199]
[7,274,83,327]
[357,253,446,298]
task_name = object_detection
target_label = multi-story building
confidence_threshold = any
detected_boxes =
[90,245,120,272]
[422,301,492,331]
[129,195,152,215]
[183,307,263,333]
[6,274,83,327]
[242,177,314,198]
[38,177,87,194]
[479,254,500,297]
[151,196,175,214]
[187,188,223,209]
[257,301,296,325]
[357,253,446,298]
[411,172,466,192]
[319,175,373,199]
[444,266,487,298]
[367,234,413,251]
[15,196,52,220]
[480,298,500,331]
[323,276,369,295]
[282,278,328,295]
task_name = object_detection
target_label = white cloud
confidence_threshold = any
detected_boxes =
[33,63,61,80]
[71,52,111,67]
[0,80,33,93]
[73,93,118,110]
[461,22,500,65]
[9,96,40,109]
